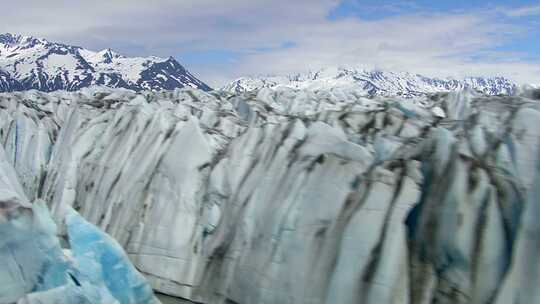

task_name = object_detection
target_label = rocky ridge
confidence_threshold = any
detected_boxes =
[0,33,211,93]
[223,68,517,97]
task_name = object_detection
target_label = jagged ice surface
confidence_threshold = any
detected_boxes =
[0,144,158,303]
[0,85,539,304]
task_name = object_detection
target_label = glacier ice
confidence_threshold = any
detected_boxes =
[1,86,540,304]
[0,143,158,303]
[65,206,159,304]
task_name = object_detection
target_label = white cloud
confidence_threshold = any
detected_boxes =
[1,1,539,86]
[197,10,539,85]
[502,4,540,17]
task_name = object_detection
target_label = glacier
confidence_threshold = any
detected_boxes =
[0,84,539,304]
[0,144,159,303]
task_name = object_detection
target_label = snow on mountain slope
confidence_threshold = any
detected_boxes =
[0,33,211,92]
[222,67,517,97]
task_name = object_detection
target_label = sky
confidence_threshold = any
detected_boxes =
[2,0,540,87]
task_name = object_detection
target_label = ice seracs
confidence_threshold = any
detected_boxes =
[1,84,539,303]
[0,143,159,304]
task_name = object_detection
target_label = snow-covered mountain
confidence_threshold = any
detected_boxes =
[0,33,211,92]
[222,67,517,97]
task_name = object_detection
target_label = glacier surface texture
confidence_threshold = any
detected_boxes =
[0,143,158,302]
[0,85,539,304]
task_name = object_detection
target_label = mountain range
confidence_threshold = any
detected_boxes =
[0,33,211,92]
[0,33,520,97]
[222,67,517,97]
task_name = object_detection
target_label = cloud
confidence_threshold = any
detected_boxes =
[197,9,539,85]
[1,0,337,52]
[1,1,539,86]
[502,5,540,17]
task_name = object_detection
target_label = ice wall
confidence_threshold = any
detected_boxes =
[0,137,159,303]
[1,87,539,304]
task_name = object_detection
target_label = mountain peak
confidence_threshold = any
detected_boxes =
[0,33,49,47]
[0,33,18,44]
[222,67,517,97]
[0,33,27,43]
[96,48,123,63]
[0,34,211,92]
